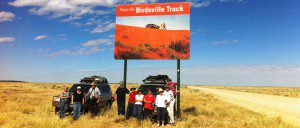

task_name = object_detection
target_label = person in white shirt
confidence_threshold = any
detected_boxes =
[163,86,175,126]
[85,82,101,117]
[155,88,167,127]
[133,89,144,121]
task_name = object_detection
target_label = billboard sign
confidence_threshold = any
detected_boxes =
[114,2,190,60]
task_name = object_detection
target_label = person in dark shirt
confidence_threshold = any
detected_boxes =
[72,86,85,120]
[126,88,137,119]
[115,81,129,116]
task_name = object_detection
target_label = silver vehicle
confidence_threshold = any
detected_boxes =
[52,76,113,114]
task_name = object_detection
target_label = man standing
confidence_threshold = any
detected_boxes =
[163,86,175,126]
[126,88,137,119]
[59,86,69,118]
[115,81,129,116]
[143,89,155,122]
[156,89,167,127]
[85,82,101,117]
[72,86,85,120]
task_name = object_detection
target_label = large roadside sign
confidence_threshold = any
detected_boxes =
[114,2,190,60]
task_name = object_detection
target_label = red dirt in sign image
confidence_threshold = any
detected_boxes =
[114,24,190,60]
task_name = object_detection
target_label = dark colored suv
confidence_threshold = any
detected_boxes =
[139,75,177,121]
[52,76,113,114]
[146,24,160,29]
[140,75,176,96]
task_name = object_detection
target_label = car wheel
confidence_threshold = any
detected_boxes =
[55,107,59,115]
[105,100,112,110]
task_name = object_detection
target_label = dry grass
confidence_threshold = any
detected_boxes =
[200,86,300,98]
[0,82,295,128]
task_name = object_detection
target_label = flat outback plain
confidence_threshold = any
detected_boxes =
[0,82,299,128]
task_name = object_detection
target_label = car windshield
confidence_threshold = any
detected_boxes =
[140,85,165,95]
[69,84,91,93]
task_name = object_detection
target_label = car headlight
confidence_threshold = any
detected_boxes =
[53,97,60,102]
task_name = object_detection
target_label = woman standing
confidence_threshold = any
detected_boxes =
[143,89,155,122]
[155,88,167,127]
[133,89,144,122]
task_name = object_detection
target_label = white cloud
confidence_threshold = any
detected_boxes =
[190,0,210,8]
[49,38,113,57]
[211,40,239,45]
[34,35,48,40]
[21,65,300,86]
[124,0,158,4]
[220,0,244,2]
[0,11,15,23]
[82,38,112,47]
[0,37,15,43]
[91,22,115,33]
[9,0,118,19]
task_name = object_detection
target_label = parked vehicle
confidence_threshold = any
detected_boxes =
[139,75,177,121]
[140,75,177,96]
[146,24,160,29]
[52,76,113,114]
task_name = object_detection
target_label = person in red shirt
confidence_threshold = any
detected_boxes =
[143,89,156,122]
[126,88,137,120]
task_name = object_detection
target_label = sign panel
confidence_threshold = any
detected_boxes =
[114,2,190,60]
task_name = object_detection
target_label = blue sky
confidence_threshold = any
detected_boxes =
[0,0,299,86]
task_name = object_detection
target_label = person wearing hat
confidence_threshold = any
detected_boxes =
[59,86,70,118]
[143,89,156,122]
[72,86,85,120]
[133,89,144,122]
[115,81,129,116]
[155,88,168,127]
[85,82,101,117]
[126,87,137,119]
[163,85,175,126]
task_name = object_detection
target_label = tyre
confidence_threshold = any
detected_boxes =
[105,100,112,110]
[55,107,59,115]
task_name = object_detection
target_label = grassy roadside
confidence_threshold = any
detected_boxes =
[0,82,295,128]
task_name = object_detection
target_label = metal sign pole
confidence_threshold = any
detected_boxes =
[123,59,127,110]
[177,59,181,118]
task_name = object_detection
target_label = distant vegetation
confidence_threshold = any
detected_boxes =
[201,85,300,98]
[0,80,27,82]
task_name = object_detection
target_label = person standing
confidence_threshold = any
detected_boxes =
[59,86,70,118]
[72,86,85,120]
[85,82,101,117]
[143,89,155,122]
[126,88,137,119]
[163,86,175,126]
[133,89,144,122]
[156,88,167,127]
[163,23,166,30]
[115,81,130,116]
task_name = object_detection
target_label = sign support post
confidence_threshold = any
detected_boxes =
[123,59,127,110]
[177,59,181,118]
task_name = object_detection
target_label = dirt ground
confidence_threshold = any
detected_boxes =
[188,86,300,127]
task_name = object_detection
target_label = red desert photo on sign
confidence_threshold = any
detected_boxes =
[114,2,190,60]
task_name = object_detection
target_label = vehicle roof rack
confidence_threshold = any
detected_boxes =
[142,75,171,84]
[80,75,108,84]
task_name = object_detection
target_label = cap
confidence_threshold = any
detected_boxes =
[77,86,81,90]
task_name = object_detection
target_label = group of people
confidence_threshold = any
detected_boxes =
[114,81,176,127]
[59,82,101,120]
[58,80,176,127]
